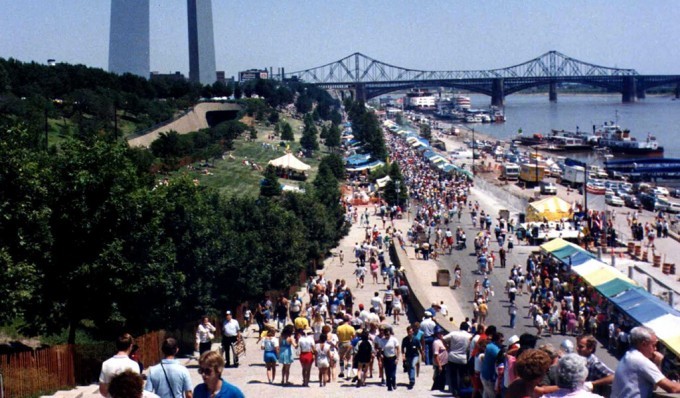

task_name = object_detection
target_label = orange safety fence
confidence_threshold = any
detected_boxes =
[0,330,165,398]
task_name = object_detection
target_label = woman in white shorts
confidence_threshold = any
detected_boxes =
[315,333,331,387]
[392,291,403,325]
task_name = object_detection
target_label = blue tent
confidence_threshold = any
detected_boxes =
[346,154,371,166]
[611,288,680,324]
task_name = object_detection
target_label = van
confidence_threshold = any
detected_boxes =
[501,163,520,181]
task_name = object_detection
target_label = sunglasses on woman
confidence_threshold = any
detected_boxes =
[198,367,213,376]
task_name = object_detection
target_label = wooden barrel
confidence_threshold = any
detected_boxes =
[641,250,648,262]
[663,263,672,275]
[653,255,662,268]
[634,244,641,258]
[627,242,635,255]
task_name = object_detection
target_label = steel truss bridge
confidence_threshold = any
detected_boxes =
[284,51,680,105]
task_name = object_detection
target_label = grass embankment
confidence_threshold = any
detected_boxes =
[181,116,327,198]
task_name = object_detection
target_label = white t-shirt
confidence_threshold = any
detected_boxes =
[611,349,665,398]
[382,336,400,358]
[99,354,140,384]
[474,353,485,373]
[370,296,382,311]
[298,335,315,352]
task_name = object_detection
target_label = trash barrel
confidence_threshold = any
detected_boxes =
[436,269,451,286]
[519,213,526,224]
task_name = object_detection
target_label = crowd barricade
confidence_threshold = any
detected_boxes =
[0,330,165,398]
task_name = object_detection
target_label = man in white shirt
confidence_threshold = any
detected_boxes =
[443,326,472,397]
[370,292,383,315]
[419,311,437,365]
[221,311,241,368]
[611,326,680,398]
[99,333,140,397]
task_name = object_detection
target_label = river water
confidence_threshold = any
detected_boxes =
[463,93,680,159]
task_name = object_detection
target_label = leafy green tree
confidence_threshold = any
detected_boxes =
[395,112,404,125]
[280,122,294,141]
[260,165,282,197]
[319,153,345,181]
[419,123,432,140]
[300,113,319,152]
[325,123,341,151]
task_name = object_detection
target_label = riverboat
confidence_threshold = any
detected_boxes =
[595,123,664,156]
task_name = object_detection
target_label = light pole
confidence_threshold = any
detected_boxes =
[471,128,475,175]
[395,180,401,208]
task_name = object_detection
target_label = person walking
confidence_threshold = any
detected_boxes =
[195,316,216,355]
[298,327,315,387]
[401,325,423,390]
[508,303,518,329]
[99,333,141,397]
[381,326,401,391]
[278,325,297,385]
[193,351,244,398]
[336,315,356,379]
[431,327,448,391]
[145,337,193,398]
[221,311,241,368]
[315,333,332,387]
[355,330,374,388]
[419,311,436,365]
[261,329,279,384]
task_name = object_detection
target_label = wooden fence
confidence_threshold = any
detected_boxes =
[0,331,164,398]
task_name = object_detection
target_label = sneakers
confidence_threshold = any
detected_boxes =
[339,373,345,378]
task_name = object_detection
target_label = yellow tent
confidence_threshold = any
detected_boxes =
[526,196,572,222]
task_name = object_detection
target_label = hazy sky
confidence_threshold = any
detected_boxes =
[1,1,678,78]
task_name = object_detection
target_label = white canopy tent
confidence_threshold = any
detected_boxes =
[268,153,311,172]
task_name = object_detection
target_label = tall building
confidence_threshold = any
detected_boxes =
[187,0,216,85]
[108,0,150,78]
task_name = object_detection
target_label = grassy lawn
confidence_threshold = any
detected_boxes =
[182,119,329,198]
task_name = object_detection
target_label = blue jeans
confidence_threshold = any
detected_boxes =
[447,362,467,395]
[510,313,516,328]
[423,336,435,365]
[406,355,418,384]
[383,356,397,389]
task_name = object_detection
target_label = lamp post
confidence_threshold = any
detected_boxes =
[395,180,401,208]
[534,145,539,185]
[471,127,475,176]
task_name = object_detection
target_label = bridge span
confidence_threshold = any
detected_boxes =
[284,51,680,105]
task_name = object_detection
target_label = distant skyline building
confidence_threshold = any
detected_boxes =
[108,0,150,78]
[187,0,217,85]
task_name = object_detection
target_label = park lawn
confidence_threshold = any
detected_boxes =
[188,137,325,198]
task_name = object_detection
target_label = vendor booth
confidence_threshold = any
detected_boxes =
[526,196,572,222]
[267,153,311,180]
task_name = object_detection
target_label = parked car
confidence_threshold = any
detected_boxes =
[653,186,670,197]
[624,195,641,209]
[671,189,680,199]
[605,194,624,207]
[540,181,558,195]
[638,192,658,211]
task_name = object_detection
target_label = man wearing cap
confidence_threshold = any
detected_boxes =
[221,311,241,368]
[336,315,356,378]
[442,324,472,397]
[431,327,448,391]
[419,311,437,365]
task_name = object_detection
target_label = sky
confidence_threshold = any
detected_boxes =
[1,0,679,78]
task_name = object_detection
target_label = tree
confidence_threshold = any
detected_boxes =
[325,123,341,151]
[420,123,432,140]
[318,153,345,181]
[280,121,294,141]
[260,165,282,197]
[395,112,404,125]
[300,113,319,152]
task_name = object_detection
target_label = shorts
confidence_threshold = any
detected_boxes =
[264,351,278,364]
[300,351,314,366]
[317,358,329,369]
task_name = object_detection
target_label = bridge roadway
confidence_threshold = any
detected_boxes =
[284,51,680,105]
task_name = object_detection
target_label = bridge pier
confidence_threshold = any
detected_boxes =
[353,83,367,102]
[549,81,558,102]
[622,76,637,103]
[491,78,504,107]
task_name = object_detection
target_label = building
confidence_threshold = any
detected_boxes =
[109,0,150,78]
[150,71,186,82]
[187,0,216,85]
[239,69,269,82]
[406,89,436,109]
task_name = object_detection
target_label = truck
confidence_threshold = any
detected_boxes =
[519,163,546,185]
[501,163,520,181]
[561,164,586,188]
